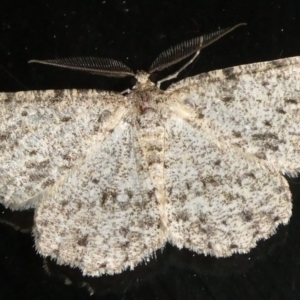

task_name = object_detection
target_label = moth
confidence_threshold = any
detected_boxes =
[0,23,297,276]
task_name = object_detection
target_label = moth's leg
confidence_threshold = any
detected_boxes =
[120,88,132,95]
[157,50,201,88]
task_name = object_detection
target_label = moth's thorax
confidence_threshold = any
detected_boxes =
[129,79,164,115]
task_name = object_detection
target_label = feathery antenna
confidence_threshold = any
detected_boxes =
[29,57,135,78]
[149,23,246,74]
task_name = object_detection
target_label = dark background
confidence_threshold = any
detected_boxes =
[1,1,300,299]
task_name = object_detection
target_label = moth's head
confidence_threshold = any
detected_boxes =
[135,70,152,85]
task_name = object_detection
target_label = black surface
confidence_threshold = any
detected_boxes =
[1,1,300,299]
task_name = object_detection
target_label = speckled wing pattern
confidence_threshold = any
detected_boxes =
[166,57,300,176]
[163,111,290,257]
[34,118,166,276]
[0,89,166,275]
[163,57,299,257]
[0,90,128,209]
[0,56,298,276]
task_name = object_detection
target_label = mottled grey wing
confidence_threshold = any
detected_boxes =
[34,118,167,276]
[163,109,291,257]
[0,89,128,209]
[166,56,300,176]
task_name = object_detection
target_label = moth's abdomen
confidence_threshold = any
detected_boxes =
[137,110,165,188]
[136,106,168,233]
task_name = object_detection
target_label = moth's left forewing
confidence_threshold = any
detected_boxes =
[165,56,300,176]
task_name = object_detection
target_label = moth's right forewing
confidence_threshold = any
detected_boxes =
[0,89,128,209]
